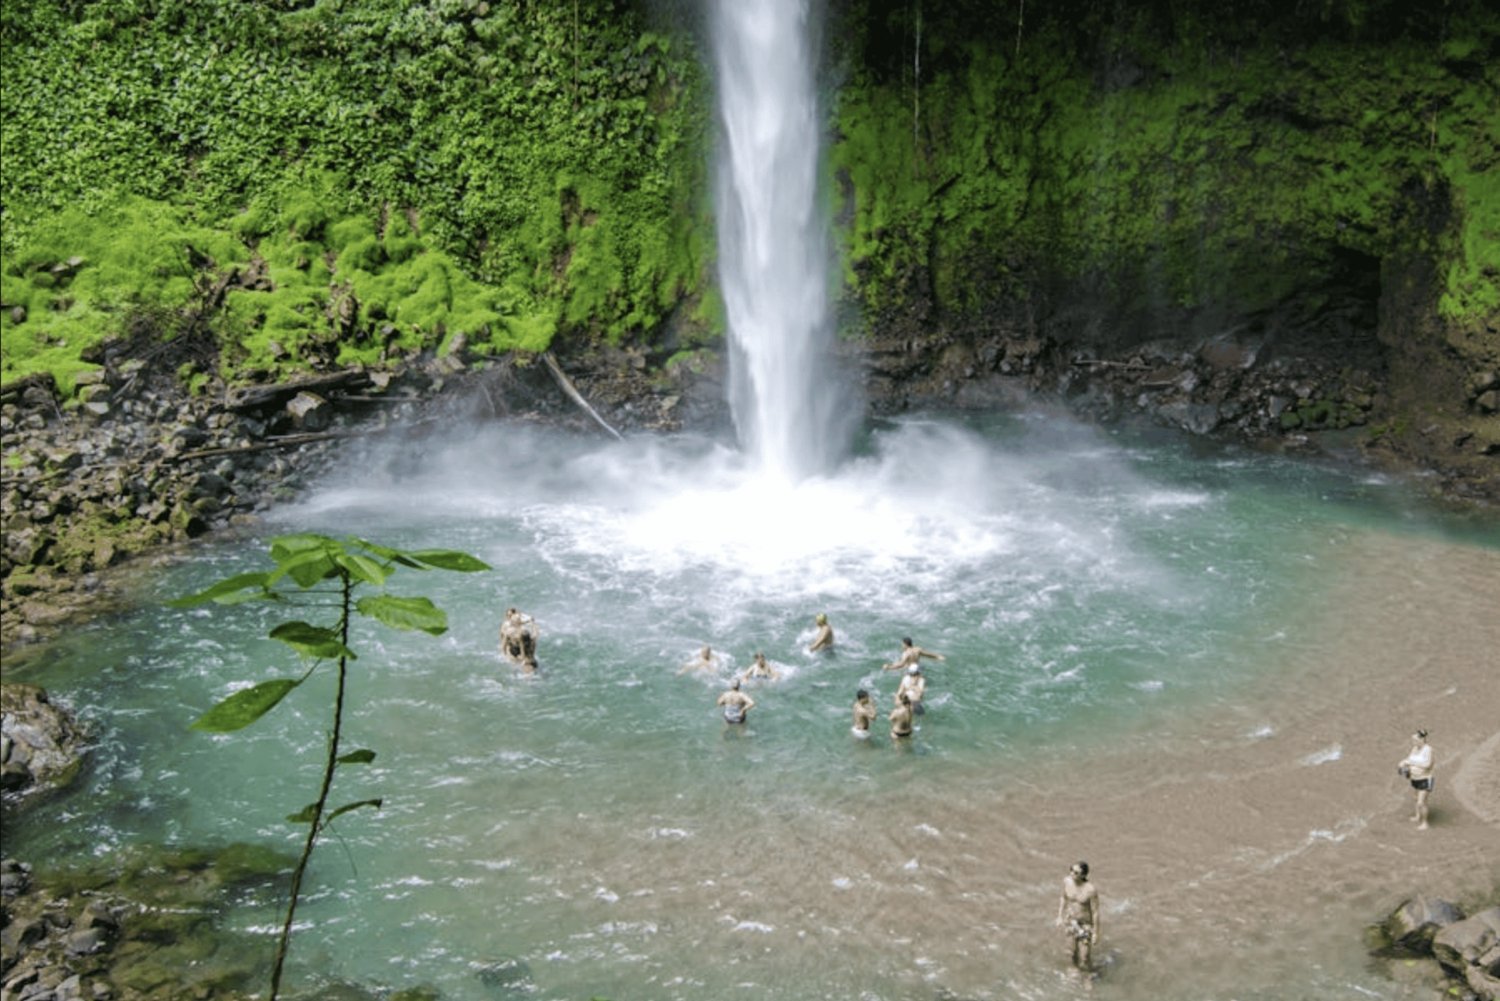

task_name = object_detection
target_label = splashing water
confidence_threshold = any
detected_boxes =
[710,0,853,482]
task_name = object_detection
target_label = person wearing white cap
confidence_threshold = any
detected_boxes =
[895,663,926,714]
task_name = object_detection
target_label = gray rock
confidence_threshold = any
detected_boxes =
[1384,896,1466,952]
[1434,907,1500,974]
[285,391,331,431]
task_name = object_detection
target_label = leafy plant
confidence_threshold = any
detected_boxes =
[171,533,490,1000]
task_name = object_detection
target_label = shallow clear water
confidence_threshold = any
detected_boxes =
[7,412,1498,1000]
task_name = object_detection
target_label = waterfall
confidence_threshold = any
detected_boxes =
[709,0,852,483]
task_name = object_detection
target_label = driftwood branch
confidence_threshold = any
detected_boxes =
[1070,359,1150,370]
[224,371,373,413]
[542,352,622,440]
[169,429,369,462]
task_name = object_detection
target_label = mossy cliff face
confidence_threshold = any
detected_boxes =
[826,0,1498,481]
[1,0,1495,492]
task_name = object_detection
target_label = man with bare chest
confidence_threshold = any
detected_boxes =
[1055,861,1101,975]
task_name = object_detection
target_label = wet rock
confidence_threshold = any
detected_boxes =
[1383,896,1466,953]
[1434,907,1500,975]
[285,390,331,431]
[0,684,88,800]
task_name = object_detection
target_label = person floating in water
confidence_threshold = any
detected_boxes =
[808,613,835,653]
[851,688,877,737]
[499,607,539,673]
[889,692,915,740]
[717,678,755,725]
[740,651,779,682]
[678,644,721,676]
[1397,728,1435,830]
[1055,860,1101,977]
[896,664,927,714]
[883,636,944,672]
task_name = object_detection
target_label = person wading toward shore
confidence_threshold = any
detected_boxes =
[1398,728,1435,830]
[717,678,755,726]
[1055,860,1101,976]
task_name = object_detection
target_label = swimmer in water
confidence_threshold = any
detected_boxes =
[896,664,926,714]
[883,636,944,672]
[678,645,721,676]
[499,607,539,673]
[717,678,755,725]
[808,613,834,653]
[740,651,779,682]
[851,688,877,737]
[889,692,915,739]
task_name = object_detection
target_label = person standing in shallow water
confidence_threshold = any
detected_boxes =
[851,688,877,737]
[883,636,944,672]
[808,613,834,653]
[717,678,755,725]
[888,692,915,740]
[499,607,538,673]
[1398,728,1435,830]
[1056,860,1101,976]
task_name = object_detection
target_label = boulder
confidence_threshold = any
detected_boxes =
[285,390,332,431]
[1434,907,1500,974]
[1384,895,1466,953]
[0,684,88,799]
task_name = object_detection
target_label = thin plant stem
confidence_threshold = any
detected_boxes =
[268,573,352,999]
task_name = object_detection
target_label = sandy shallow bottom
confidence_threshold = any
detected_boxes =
[475,528,1500,1001]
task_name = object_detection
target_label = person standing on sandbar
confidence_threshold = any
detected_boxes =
[1055,860,1101,976]
[1397,728,1435,830]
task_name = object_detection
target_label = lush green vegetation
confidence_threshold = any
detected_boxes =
[828,0,1500,338]
[1,0,1495,395]
[1,0,715,388]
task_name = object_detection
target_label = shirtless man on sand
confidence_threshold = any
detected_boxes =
[1055,861,1101,976]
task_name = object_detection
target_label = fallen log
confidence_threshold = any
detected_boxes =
[224,371,373,413]
[542,352,622,440]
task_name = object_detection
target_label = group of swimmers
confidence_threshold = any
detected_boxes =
[677,613,949,742]
[499,604,1438,980]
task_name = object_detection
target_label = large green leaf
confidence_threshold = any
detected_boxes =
[349,538,425,569]
[406,549,492,572]
[191,678,300,732]
[269,533,336,560]
[356,594,448,635]
[270,545,340,588]
[334,551,389,587]
[270,621,356,659]
[286,803,318,824]
[167,571,272,607]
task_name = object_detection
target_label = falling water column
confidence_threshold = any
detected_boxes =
[709,0,848,483]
